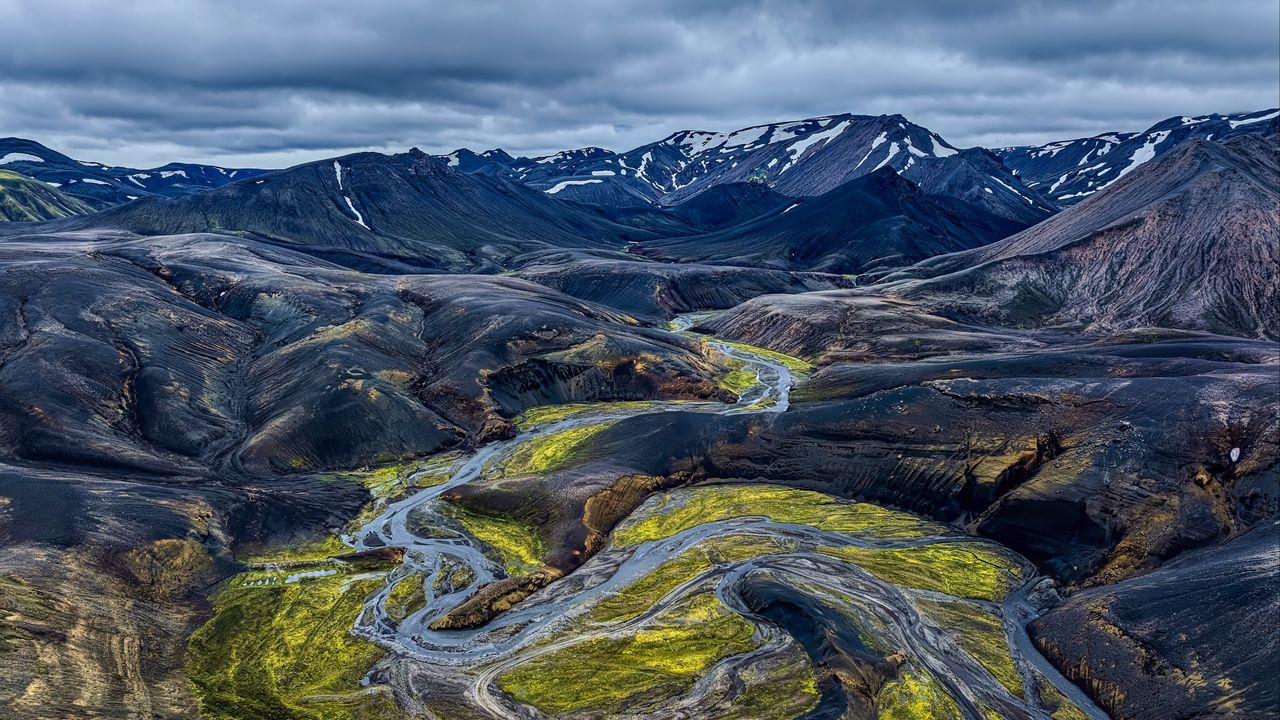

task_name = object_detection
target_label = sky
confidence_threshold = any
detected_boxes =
[2,0,1277,169]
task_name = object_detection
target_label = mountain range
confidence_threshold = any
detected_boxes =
[996,108,1278,206]
[0,137,269,208]
[0,106,1277,720]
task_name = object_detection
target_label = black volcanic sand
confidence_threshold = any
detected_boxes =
[0,213,1276,717]
[444,331,1278,716]
[0,228,756,716]
[0,231,734,476]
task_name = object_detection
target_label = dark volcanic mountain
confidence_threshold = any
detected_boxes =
[0,169,93,222]
[638,168,1028,275]
[40,150,656,272]
[0,137,269,207]
[0,230,732,476]
[997,108,1279,206]
[456,113,1057,224]
[887,132,1280,339]
[587,181,796,237]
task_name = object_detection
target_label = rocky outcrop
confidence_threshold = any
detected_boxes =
[1029,524,1280,718]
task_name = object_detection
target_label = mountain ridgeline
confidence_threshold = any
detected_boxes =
[0,106,1277,720]
[0,137,269,208]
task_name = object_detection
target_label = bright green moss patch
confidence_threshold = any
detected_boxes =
[712,339,812,373]
[613,485,941,548]
[818,542,1025,602]
[877,669,964,720]
[589,533,791,624]
[442,504,544,575]
[720,650,821,720]
[513,401,659,431]
[187,566,397,720]
[915,599,1022,697]
[383,572,426,623]
[1037,678,1091,720]
[242,534,352,565]
[499,420,616,476]
[498,592,756,715]
[718,359,760,395]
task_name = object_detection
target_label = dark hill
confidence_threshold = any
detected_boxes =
[638,168,1027,275]
[38,150,656,272]
[886,133,1280,339]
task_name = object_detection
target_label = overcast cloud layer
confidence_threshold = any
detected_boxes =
[2,0,1277,168]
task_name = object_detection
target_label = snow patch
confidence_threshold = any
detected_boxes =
[159,170,187,179]
[0,152,43,165]
[343,195,368,229]
[929,134,958,157]
[333,161,344,190]
[545,178,602,194]
[81,178,110,186]
[722,124,769,147]
[590,170,616,176]
[780,120,850,174]
[991,175,1034,204]
[1109,130,1171,185]
[1229,109,1279,128]
[871,143,900,172]
[782,202,800,214]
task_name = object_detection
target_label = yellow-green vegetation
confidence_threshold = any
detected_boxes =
[743,395,779,411]
[1036,678,1091,720]
[0,574,51,652]
[443,504,544,575]
[589,533,792,624]
[513,401,659,431]
[712,339,812,373]
[915,599,1022,697]
[187,562,399,719]
[877,669,964,720]
[498,591,756,714]
[613,485,942,547]
[0,169,93,222]
[383,572,426,623]
[719,652,821,720]
[818,542,1024,602]
[433,557,475,594]
[358,457,455,498]
[327,455,460,529]
[498,420,616,475]
[243,534,352,565]
[718,357,760,395]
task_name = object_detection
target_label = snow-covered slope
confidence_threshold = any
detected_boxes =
[996,108,1279,206]
[439,114,1058,223]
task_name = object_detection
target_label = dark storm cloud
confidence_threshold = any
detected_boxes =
[1,0,1275,167]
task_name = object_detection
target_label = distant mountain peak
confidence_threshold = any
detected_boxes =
[997,107,1278,205]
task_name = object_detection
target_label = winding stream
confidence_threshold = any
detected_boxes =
[343,312,1108,720]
